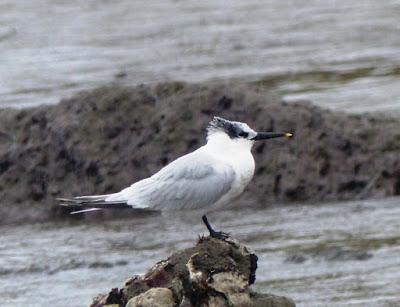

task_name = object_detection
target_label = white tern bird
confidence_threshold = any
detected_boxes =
[58,116,293,239]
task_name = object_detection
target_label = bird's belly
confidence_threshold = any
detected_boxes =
[231,164,255,197]
[233,153,256,189]
[215,154,255,207]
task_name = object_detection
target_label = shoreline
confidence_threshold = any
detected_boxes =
[1,80,400,224]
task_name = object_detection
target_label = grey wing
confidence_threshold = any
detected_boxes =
[112,151,235,210]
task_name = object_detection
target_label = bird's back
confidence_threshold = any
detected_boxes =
[107,147,236,210]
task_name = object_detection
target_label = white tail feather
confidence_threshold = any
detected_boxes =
[70,208,103,215]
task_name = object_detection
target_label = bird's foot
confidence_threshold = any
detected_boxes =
[202,215,230,240]
[209,230,230,240]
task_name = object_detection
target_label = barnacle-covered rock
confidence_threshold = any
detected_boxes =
[126,288,175,307]
[90,236,295,307]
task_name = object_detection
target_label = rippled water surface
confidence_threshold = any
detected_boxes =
[1,2,400,306]
[1,0,400,112]
[1,197,400,306]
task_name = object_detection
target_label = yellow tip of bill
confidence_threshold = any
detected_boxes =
[285,132,293,138]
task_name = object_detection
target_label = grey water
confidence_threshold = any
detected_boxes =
[1,197,400,307]
[1,0,400,112]
[2,1,400,306]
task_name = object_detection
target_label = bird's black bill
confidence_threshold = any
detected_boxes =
[251,132,293,141]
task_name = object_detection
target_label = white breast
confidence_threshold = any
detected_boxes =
[221,150,255,202]
[205,132,256,206]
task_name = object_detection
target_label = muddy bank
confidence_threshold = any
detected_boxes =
[90,236,295,307]
[1,81,400,223]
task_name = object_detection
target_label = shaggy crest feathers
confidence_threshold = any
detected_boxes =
[207,117,234,135]
[207,116,254,139]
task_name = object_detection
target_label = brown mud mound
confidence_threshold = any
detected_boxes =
[90,236,295,307]
[1,81,400,223]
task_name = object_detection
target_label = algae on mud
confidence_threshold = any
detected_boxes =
[1,81,400,224]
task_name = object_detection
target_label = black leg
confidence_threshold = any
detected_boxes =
[202,215,229,240]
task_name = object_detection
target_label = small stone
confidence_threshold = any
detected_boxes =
[209,272,252,306]
[204,295,227,307]
[126,288,175,307]
[251,292,296,307]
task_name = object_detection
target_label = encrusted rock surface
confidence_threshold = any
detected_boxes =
[2,81,400,223]
[126,288,175,307]
[90,236,295,307]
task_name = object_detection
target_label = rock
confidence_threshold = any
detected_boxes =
[90,236,295,307]
[2,81,400,223]
[91,288,123,307]
[209,272,253,305]
[250,293,296,307]
[126,288,175,307]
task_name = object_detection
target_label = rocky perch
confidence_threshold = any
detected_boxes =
[90,236,295,307]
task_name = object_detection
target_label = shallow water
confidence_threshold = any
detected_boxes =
[1,197,400,306]
[1,0,400,112]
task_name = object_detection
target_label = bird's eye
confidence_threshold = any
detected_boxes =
[238,131,249,138]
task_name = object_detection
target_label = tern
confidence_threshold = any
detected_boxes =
[58,116,292,239]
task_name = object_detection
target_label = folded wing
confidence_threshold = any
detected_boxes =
[107,150,235,210]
